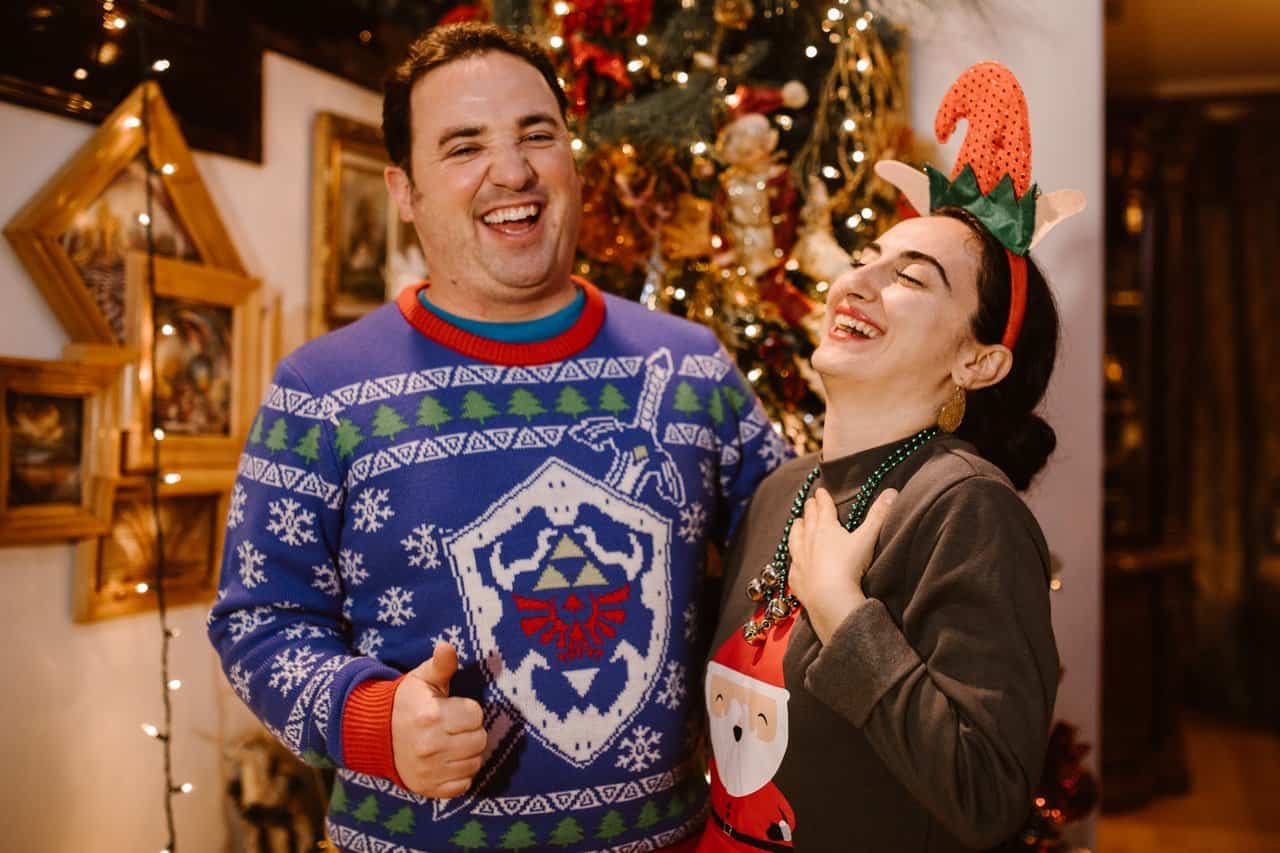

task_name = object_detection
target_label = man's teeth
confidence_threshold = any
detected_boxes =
[834,314,882,338]
[483,204,540,225]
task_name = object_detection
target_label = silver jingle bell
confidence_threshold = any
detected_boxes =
[766,597,793,621]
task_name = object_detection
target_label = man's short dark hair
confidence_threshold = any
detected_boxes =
[383,22,569,178]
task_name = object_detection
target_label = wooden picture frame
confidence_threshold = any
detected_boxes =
[74,469,233,623]
[0,356,120,545]
[4,81,245,344]
[308,112,400,338]
[122,253,262,472]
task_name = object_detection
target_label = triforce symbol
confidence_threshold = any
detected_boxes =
[512,533,630,668]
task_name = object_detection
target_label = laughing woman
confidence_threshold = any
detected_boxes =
[696,63,1086,853]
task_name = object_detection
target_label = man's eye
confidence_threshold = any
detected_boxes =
[524,132,555,144]
[448,146,479,157]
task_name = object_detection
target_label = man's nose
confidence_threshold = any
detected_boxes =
[489,145,536,191]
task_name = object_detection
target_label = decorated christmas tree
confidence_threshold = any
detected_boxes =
[432,0,918,450]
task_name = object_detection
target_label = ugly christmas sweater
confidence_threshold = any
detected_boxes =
[208,280,789,852]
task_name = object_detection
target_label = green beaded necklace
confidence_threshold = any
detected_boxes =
[742,426,940,645]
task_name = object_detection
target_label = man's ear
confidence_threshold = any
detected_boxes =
[385,165,416,223]
[953,341,1012,391]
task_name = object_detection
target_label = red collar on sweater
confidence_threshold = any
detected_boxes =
[396,277,605,366]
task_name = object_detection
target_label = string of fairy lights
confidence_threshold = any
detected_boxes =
[81,3,195,851]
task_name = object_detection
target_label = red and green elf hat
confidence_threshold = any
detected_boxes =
[874,62,1085,350]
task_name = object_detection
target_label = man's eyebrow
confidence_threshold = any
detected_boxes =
[437,113,560,148]
[437,124,485,148]
[517,112,560,130]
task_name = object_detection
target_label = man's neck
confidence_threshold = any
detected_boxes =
[422,275,578,323]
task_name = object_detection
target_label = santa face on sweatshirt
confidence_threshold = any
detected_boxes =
[706,661,790,797]
[699,622,798,851]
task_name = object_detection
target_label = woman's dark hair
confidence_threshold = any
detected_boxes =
[383,22,568,178]
[935,206,1059,491]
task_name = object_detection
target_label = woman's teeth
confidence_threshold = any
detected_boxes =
[834,315,882,338]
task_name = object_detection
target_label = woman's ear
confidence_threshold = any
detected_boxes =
[953,342,1012,390]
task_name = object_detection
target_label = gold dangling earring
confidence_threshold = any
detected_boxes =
[937,385,966,433]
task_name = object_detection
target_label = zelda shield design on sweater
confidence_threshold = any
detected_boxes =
[445,457,674,767]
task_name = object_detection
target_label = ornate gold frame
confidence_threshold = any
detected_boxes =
[121,252,262,473]
[308,111,391,338]
[3,80,245,343]
[0,356,121,545]
[74,468,233,622]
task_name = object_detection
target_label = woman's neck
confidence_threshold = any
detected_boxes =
[821,391,938,461]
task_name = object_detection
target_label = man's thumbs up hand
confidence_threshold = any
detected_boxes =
[391,643,487,798]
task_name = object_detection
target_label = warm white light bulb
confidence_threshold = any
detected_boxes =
[167,679,182,691]
[142,723,160,738]
[549,35,564,49]
[805,45,818,58]
[636,34,648,46]
[160,323,175,336]
[153,428,165,441]
[161,163,176,175]
[675,71,689,84]
[135,582,150,594]
[163,473,182,485]
[152,59,170,72]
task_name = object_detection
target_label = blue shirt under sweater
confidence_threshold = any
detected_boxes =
[209,284,790,852]
[418,285,586,343]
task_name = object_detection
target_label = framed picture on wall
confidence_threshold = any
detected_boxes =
[309,112,413,338]
[74,469,233,622]
[0,356,120,545]
[121,253,262,472]
[3,81,245,344]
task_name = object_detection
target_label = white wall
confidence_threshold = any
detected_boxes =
[0,53,380,853]
[0,6,1104,846]
[909,1,1104,846]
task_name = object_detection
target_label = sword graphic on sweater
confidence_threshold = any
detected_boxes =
[568,348,686,507]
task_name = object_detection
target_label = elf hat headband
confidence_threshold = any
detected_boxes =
[874,62,1085,350]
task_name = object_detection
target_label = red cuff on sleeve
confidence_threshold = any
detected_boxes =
[341,675,408,788]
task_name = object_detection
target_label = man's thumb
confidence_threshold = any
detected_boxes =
[409,642,459,695]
